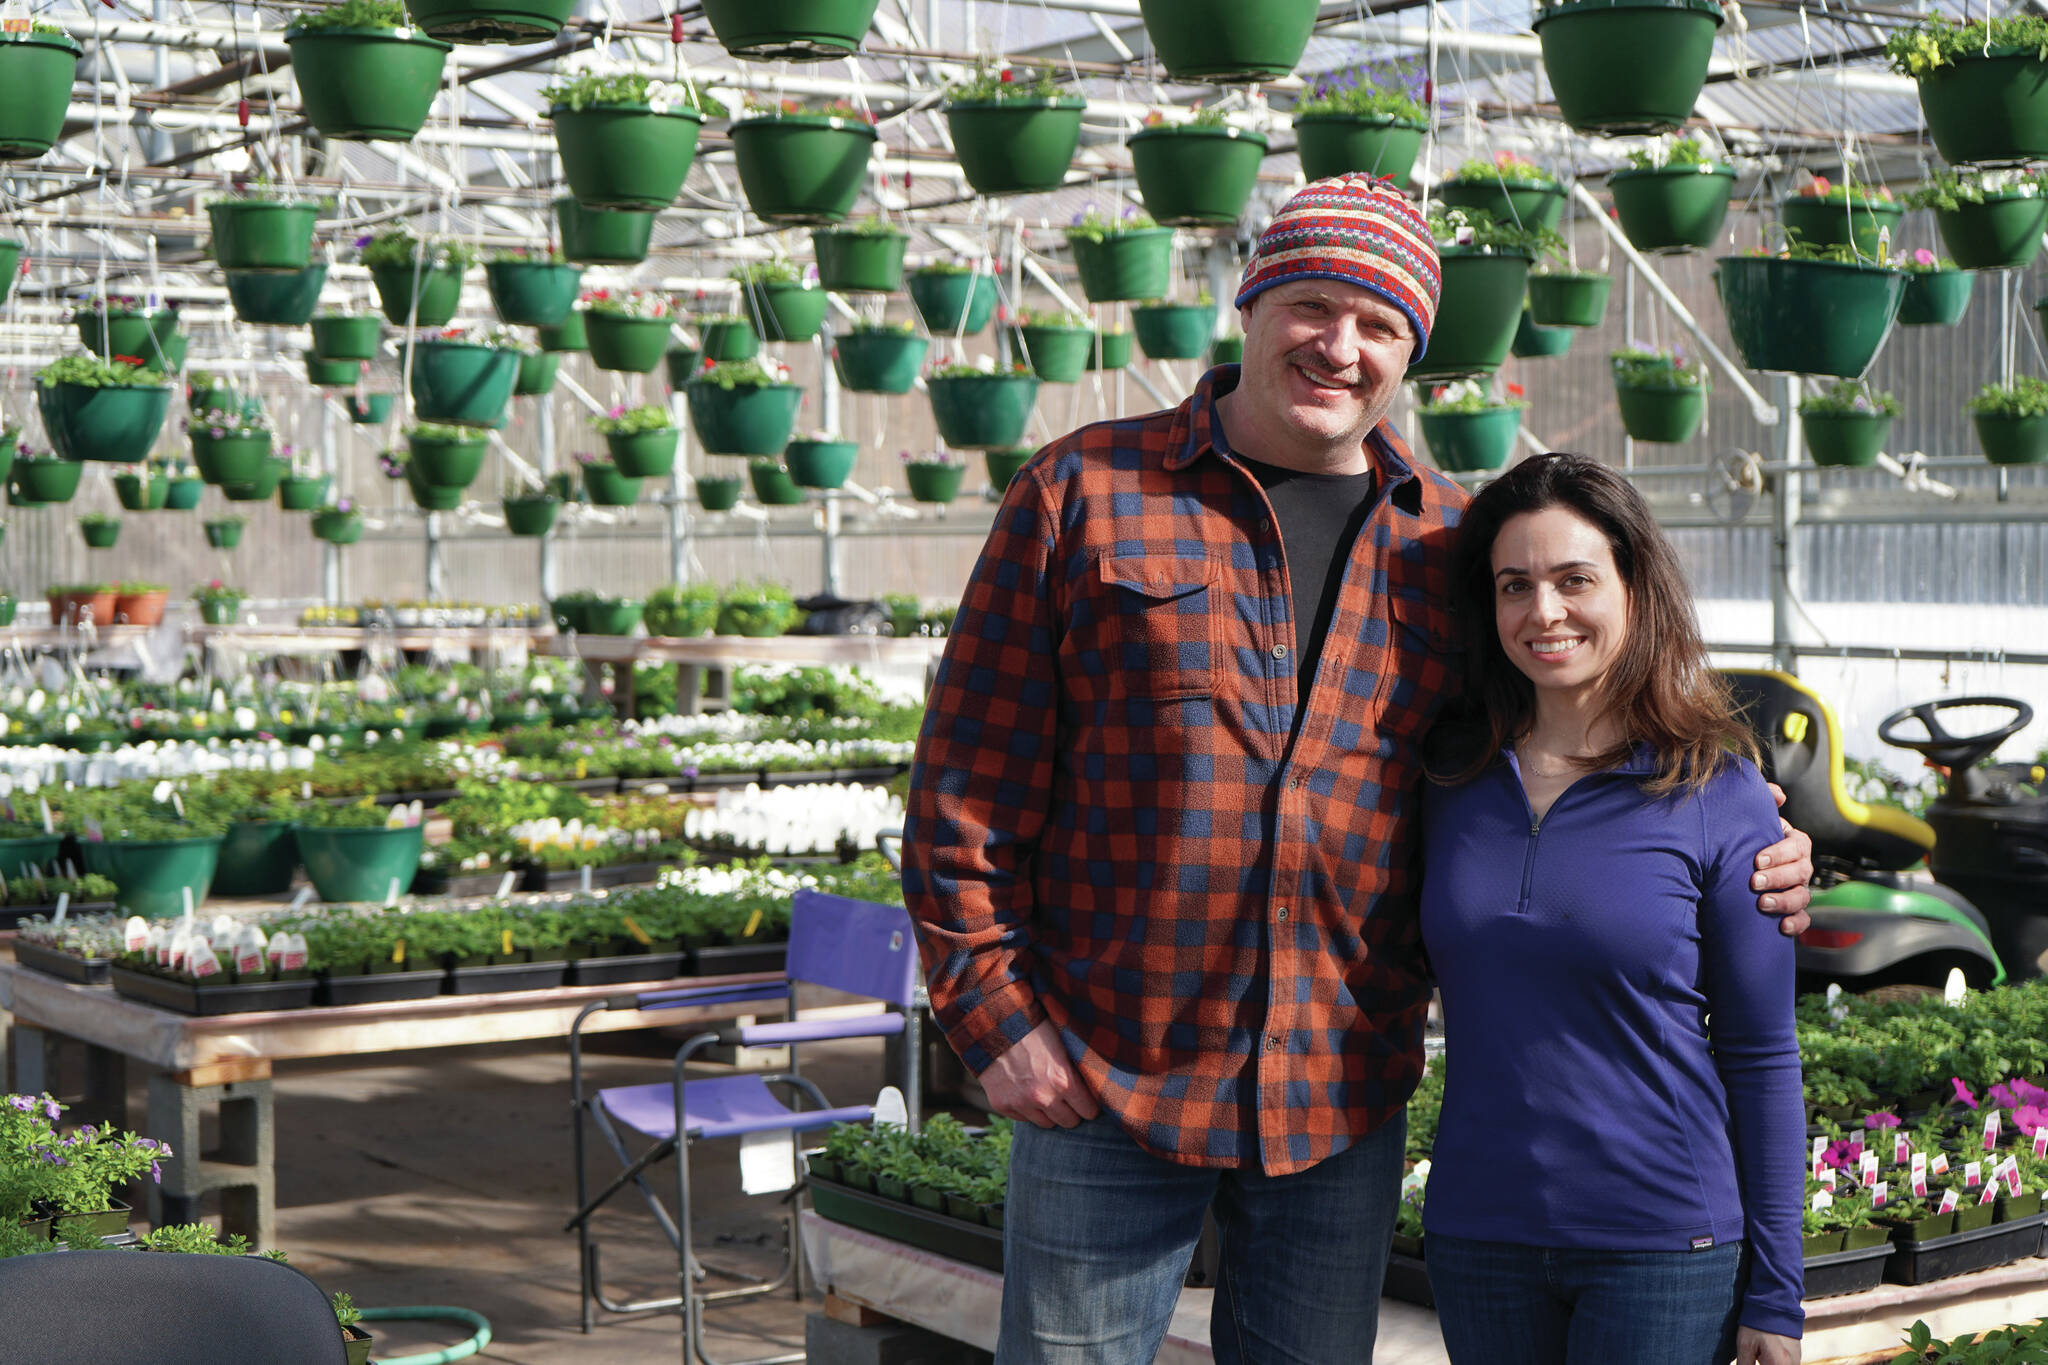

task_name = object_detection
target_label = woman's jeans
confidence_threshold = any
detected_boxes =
[1427,1232,1747,1365]
[996,1112,1407,1364]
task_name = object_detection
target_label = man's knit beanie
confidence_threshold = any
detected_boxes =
[1234,173,1441,360]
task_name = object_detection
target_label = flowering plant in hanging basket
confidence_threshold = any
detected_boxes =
[942,63,1085,197]
[1610,347,1708,444]
[730,97,879,225]
[1063,206,1173,304]
[591,404,679,478]
[1885,13,2048,168]
[1798,380,1899,468]
[1290,62,1428,184]
[731,260,827,341]
[190,580,248,623]
[0,19,79,161]
[582,287,676,319]
[1895,247,1971,327]
[899,448,968,505]
[1968,375,2048,466]
[925,359,1039,451]
[1409,208,1557,383]
[483,246,581,327]
[1128,106,1268,227]
[37,355,174,466]
[1415,379,1526,474]
[204,181,325,273]
[1900,168,2048,271]
[1440,153,1567,236]
[1606,136,1737,253]
[543,71,724,212]
[360,229,475,328]
[286,0,452,144]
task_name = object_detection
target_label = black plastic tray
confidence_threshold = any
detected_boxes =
[565,951,687,986]
[687,942,787,976]
[2,901,115,933]
[13,939,114,985]
[1884,1210,2048,1285]
[520,860,666,894]
[809,1176,1003,1272]
[1381,1251,1434,1308]
[443,959,568,995]
[316,967,449,1006]
[110,966,317,1016]
[412,869,511,899]
[1803,1239,1897,1298]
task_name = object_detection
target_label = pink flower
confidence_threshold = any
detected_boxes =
[1864,1111,1901,1130]
[1952,1077,1979,1110]
[2014,1104,2048,1137]
[1912,248,1936,267]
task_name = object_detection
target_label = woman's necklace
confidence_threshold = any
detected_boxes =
[1516,742,1598,779]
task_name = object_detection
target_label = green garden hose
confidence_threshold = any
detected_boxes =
[356,1306,492,1365]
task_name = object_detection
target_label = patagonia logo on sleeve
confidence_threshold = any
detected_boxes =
[1690,1236,1715,1252]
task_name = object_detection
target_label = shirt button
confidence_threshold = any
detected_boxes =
[1271,643,1289,660]
[1259,518,1273,533]
[1267,1034,1283,1052]
[1276,905,1289,921]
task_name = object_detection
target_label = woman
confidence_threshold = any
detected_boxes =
[1419,454,1803,1365]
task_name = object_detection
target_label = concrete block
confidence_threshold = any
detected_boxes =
[805,1310,990,1365]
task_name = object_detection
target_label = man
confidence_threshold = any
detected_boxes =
[901,174,1813,1363]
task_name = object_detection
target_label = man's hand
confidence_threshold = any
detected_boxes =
[979,1019,1100,1129]
[1735,1328,1799,1365]
[1758,781,1813,937]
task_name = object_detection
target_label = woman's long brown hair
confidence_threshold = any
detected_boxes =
[1433,452,1757,796]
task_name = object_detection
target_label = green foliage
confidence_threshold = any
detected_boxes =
[1416,380,1523,415]
[1611,347,1707,391]
[691,360,784,390]
[1427,206,1563,259]
[930,360,1032,380]
[944,61,1070,105]
[911,260,976,276]
[332,1293,362,1331]
[729,259,804,287]
[824,217,907,239]
[297,797,404,830]
[287,0,409,31]
[1970,375,2048,419]
[1800,380,1900,418]
[1293,61,1427,123]
[852,317,917,335]
[731,664,892,721]
[141,1223,270,1256]
[1013,306,1090,329]
[1449,153,1554,188]
[719,582,796,636]
[1901,169,2043,213]
[1064,206,1160,244]
[35,355,169,389]
[1886,12,2048,76]
[359,230,476,270]
[1623,136,1723,172]
[644,582,721,637]
[541,72,723,116]
[590,405,673,436]
[406,422,489,444]
[486,246,567,264]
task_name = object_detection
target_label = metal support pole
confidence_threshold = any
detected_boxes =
[320,397,340,605]
[538,393,559,600]
[1769,374,1803,675]
[425,512,445,600]
[1621,264,1636,471]
[668,384,689,585]
[817,324,844,597]
[821,492,843,598]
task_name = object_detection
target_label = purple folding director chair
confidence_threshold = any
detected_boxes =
[564,888,921,1365]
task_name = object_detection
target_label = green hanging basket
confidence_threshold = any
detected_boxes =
[1436,179,1567,235]
[1087,331,1134,370]
[946,99,1085,197]
[699,319,760,362]
[406,340,520,426]
[206,201,321,273]
[1914,49,2048,168]
[1614,382,1706,443]
[749,460,806,505]
[1899,269,1972,326]
[81,836,222,921]
[0,31,81,160]
[605,427,680,478]
[225,265,328,327]
[581,461,644,506]
[399,0,577,43]
[212,821,299,898]
[191,432,273,485]
[1070,228,1175,304]
[985,446,1034,491]
[1014,324,1094,384]
[699,0,882,60]
[1128,125,1268,226]
[405,461,465,510]
[1933,193,2048,271]
[833,330,928,393]
[369,262,465,327]
[903,461,966,504]
[1511,307,1575,358]
[928,373,1039,450]
[113,473,169,511]
[685,380,804,456]
[536,310,587,352]
[1779,196,1904,259]
[77,310,179,364]
[311,508,365,543]
[743,281,829,341]
[784,438,858,489]
[347,393,395,424]
[1417,406,1522,474]
[696,475,744,511]
[515,349,558,395]
[1209,335,1244,366]
[306,354,364,388]
[1606,164,1736,253]
[484,260,583,326]
[1137,0,1318,83]
[664,347,700,387]
[908,270,998,335]
[295,824,424,904]
[1533,0,1723,135]
[286,25,452,142]
[1802,412,1891,468]
[164,477,205,510]
[812,227,907,293]
[555,196,655,265]
[203,518,244,549]
[273,473,329,511]
[1974,411,2048,466]
[1526,272,1612,328]
[553,103,704,211]
[1293,113,1427,185]
[729,115,877,224]
[310,313,384,361]
[1132,303,1217,360]
[1407,249,1532,383]
[408,430,490,488]
[583,312,674,372]
[0,241,18,306]
[1715,256,1907,378]
[37,382,172,464]
[11,458,82,504]
[502,495,560,536]
[221,458,289,502]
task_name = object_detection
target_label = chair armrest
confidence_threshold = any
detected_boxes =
[632,982,786,1014]
[713,1014,906,1049]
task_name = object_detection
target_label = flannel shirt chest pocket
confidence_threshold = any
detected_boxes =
[1377,594,1462,730]
[1092,553,1225,700]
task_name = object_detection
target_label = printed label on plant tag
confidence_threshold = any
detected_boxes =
[743,908,763,939]
[1966,1161,1982,1188]
[1872,1180,1888,1208]
[124,916,149,953]
[51,893,68,926]
[1932,1152,1950,1177]
[496,871,517,898]
[1810,1189,1833,1213]
[2035,1127,2048,1159]
[1939,1189,1959,1214]
[1818,1166,1837,1189]
[391,939,406,966]
[1981,1182,1998,1206]
[1912,1174,1928,1198]
[1812,1136,1828,1177]
[189,942,222,979]
[2005,1163,2022,1196]
[1861,1150,1880,1187]
[502,928,515,957]
[1895,1133,1911,1165]
[1985,1111,2001,1151]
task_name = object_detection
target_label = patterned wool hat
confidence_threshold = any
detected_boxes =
[1235,173,1441,360]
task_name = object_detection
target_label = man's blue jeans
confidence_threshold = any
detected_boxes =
[1426,1233,1747,1365]
[996,1112,1407,1364]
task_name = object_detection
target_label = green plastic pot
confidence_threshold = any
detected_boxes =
[213,820,299,898]
[502,495,559,536]
[749,461,806,505]
[81,835,222,920]
[742,281,829,342]
[196,598,238,625]
[77,310,178,364]
[536,310,587,352]
[1129,125,1269,226]
[584,312,674,372]
[1899,269,1972,326]
[399,0,576,43]
[1138,0,1317,83]
[947,99,1085,197]
[307,354,364,388]
[605,427,680,478]
[685,380,804,455]
[700,319,760,362]
[294,823,424,904]
[909,270,998,335]
[985,446,1033,490]
[700,0,881,59]
[1975,411,2048,466]
[568,598,642,636]
[1934,194,2048,271]
[1511,307,1574,358]
[553,103,704,211]
[160,333,188,377]
[193,435,273,491]
[0,429,15,486]
[1132,303,1217,360]
[221,458,288,502]
[79,519,121,549]
[278,473,332,510]
[37,382,172,464]
[833,331,927,393]
[1801,412,1891,468]
[582,461,643,506]
[903,462,966,504]
[1607,165,1737,253]
[1533,0,1722,134]
[813,228,906,293]
[113,472,169,511]
[225,265,329,326]
[310,313,384,361]
[1915,49,2048,168]
[1614,383,1706,443]
[286,25,452,142]
[1438,179,1567,234]
[1408,250,1532,382]
[406,340,520,426]
[311,509,364,543]
[484,260,583,326]
[1209,336,1244,366]
[784,438,857,489]
[664,347,701,388]
[408,430,490,488]
[1779,196,1904,259]
[1070,228,1174,304]
[207,200,320,272]
[1087,331,1134,370]
[0,241,16,305]
[1417,406,1521,474]
[203,519,245,549]
[928,374,1039,450]
[1293,113,1427,185]
[369,262,465,327]
[1527,273,1612,328]
[405,462,465,511]
[515,349,558,395]
[0,32,81,160]
[555,196,655,265]
[347,393,395,424]
[0,833,61,876]
[696,475,744,511]
[730,115,877,224]
[1715,256,1906,378]
[1014,324,1094,383]
[164,477,205,510]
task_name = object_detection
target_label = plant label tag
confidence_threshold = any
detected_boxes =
[124,916,148,953]
[872,1086,908,1130]
[1939,1189,1959,1215]
[1966,1161,1982,1188]
[1895,1133,1911,1165]
[391,939,406,966]
[743,908,763,939]
[1913,1174,1928,1198]
[496,871,517,899]
[1872,1181,1888,1209]
[181,886,195,928]
[37,796,51,833]
[737,1128,796,1195]
[1932,1152,1950,1177]
[282,932,307,972]
[1985,1112,2001,1151]
[385,877,400,907]
[2006,1166,2022,1196]
[1818,1166,1837,1190]
[302,782,312,801]
[190,941,222,980]
[1812,1136,1828,1177]
[1912,1152,1928,1180]
[581,864,593,894]
[1810,1189,1833,1213]
[1861,1151,1880,1187]
[1980,1182,1998,1206]
[51,892,68,927]
[291,886,314,911]
[1945,967,1968,1007]
[623,916,653,946]
[2035,1128,2048,1159]
[501,928,515,957]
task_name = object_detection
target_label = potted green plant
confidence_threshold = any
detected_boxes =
[345,393,394,424]
[1533,0,1723,134]
[1606,136,1738,254]
[219,454,289,503]
[695,475,744,512]
[1611,347,1708,443]
[190,580,247,626]
[545,70,719,211]
[1136,0,1317,84]
[1439,153,1567,235]
[397,0,577,43]
[1415,381,1525,474]
[361,229,472,328]
[944,64,1085,198]
[1290,62,1429,185]
[73,295,179,364]
[310,310,383,361]
[699,0,881,60]
[784,433,859,489]
[554,196,655,265]
[508,349,552,396]
[580,288,677,372]
[164,466,205,509]
[833,318,928,393]
[592,405,679,477]
[1781,174,1903,259]
[1065,206,1173,304]
[9,447,81,506]
[1885,13,2048,168]
[579,455,643,506]
[1411,207,1556,383]
[1527,256,1613,328]
[697,315,760,362]
[70,789,228,919]
[113,580,169,625]
[278,467,333,511]
[1799,380,1898,468]
[404,324,526,426]
[1086,328,1133,371]
[1512,306,1574,358]
[224,264,330,327]
[37,355,174,465]
[205,184,322,272]
[748,459,806,506]
[188,402,273,484]
[812,217,908,293]
[729,98,878,224]
[287,0,452,143]
[406,421,491,490]
[293,799,425,904]
[685,358,805,456]
[1969,375,2048,466]
[0,18,79,159]
[113,465,170,511]
[985,446,1034,491]
[46,582,116,626]
[643,581,721,637]
[1898,250,1971,327]
[203,515,247,550]
[1903,168,2048,272]
[550,590,644,635]
[716,581,797,637]
[78,512,121,550]
[908,261,998,338]
[1716,238,1908,379]
[483,246,582,327]
[1128,108,1268,227]
[502,488,559,537]
[898,450,966,505]
[733,260,828,342]
[664,346,700,388]
[1132,292,1217,360]
[312,499,364,544]
[306,353,363,388]
[927,360,1039,450]
[1010,307,1094,383]
[536,309,587,353]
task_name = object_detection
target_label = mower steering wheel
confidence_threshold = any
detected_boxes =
[1877,696,2034,770]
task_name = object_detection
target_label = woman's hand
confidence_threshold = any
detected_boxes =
[1736,1327,1799,1365]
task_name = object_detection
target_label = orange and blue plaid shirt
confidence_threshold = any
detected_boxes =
[903,367,1468,1175]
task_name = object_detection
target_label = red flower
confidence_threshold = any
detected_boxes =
[1506,382,1525,398]
[1000,68,1014,83]
[114,354,143,366]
